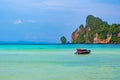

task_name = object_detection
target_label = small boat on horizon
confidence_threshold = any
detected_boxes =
[75,48,91,54]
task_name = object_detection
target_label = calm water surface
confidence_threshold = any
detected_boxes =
[0,44,120,80]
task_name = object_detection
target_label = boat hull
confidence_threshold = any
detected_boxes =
[75,50,91,54]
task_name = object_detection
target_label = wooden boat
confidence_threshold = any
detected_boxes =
[75,48,91,54]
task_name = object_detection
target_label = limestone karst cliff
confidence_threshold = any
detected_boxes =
[71,15,120,44]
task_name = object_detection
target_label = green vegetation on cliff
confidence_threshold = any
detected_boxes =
[72,15,120,44]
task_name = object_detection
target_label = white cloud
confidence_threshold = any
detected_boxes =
[13,20,23,24]
[13,19,37,25]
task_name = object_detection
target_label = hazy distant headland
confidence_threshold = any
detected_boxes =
[0,41,59,45]
[61,15,120,44]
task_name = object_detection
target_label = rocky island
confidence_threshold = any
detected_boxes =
[71,15,120,44]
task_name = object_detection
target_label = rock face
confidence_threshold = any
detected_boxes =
[94,33,112,44]
[72,31,112,44]
[118,33,120,37]
[72,29,79,42]
[71,15,120,44]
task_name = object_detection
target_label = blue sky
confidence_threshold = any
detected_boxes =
[0,0,120,43]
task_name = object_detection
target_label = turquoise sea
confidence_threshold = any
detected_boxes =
[0,44,120,80]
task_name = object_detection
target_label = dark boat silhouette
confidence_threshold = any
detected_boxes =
[75,48,91,54]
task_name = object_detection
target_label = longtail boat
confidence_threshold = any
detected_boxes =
[75,48,91,54]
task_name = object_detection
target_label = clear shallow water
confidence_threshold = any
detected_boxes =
[0,44,120,80]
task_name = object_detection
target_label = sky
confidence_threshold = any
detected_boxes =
[0,0,120,43]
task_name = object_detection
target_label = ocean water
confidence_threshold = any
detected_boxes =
[0,44,120,80]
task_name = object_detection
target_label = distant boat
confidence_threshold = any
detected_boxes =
[75,48,91,54]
